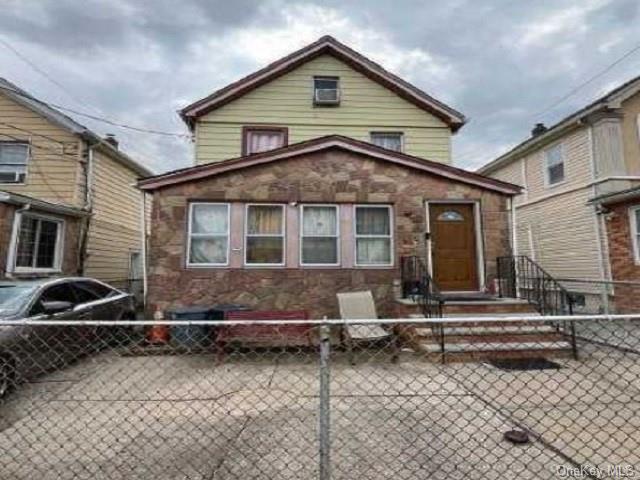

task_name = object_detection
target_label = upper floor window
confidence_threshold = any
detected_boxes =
[300,205,339,266]
[544,143,565,186]
[313,76,340,106]
[245,204,285,266]
[187,203,230,266]
[370,132,403,152]
[242,127,287,156]
[0,142,29,184]
[14,213,63,272]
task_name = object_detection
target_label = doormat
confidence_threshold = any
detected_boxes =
[488,358,561,371]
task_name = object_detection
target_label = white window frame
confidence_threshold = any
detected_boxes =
[244,203,286,267]
[543,142,566,187]
[354,204,394,267]
[369,132,404,152]
[0,141,30,185]
[9,211,65,274]
[629,206,640,265]
[186,202,231,267]
[299,204,340,267]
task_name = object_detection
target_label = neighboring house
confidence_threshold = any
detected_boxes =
[478,75,640,312]
[0,78,153,288]
[140,36,520,319]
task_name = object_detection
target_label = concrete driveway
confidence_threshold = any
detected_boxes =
[0,344,637,479]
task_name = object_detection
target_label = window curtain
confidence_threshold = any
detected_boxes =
[372,134,402,152]
[246,206,284,264]
[189,204,229,264]
[356,207,391,265]
[247,131,284,154]
[247,206,282,234]
[356,239,391,265]
[356,208,390,235]
[302,207,337,264]
[192,204,228,234]
[303,207,336,235]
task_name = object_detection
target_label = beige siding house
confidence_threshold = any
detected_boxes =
[0,78,152,288]
[479,75,640,307]
[183,36,464,165]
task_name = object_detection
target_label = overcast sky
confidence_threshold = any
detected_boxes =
[1,0,639,174]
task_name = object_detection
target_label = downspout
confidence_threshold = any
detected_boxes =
[77,143,94,275]
[140,190,148,308]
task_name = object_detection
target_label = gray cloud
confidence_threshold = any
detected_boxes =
[0,0,638,173]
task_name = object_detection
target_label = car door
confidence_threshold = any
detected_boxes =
[28,282,85,371]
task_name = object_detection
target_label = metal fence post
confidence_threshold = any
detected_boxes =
[319,322,331,480]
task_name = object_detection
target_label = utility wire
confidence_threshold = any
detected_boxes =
[532,41,640,120]
[0,82,190,139]
[455,41,640,165]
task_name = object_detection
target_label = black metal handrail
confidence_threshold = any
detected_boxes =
[400,256,444,318]
[497,255,577,358]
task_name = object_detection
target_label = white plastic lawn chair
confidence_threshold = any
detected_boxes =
[337,291,399,365]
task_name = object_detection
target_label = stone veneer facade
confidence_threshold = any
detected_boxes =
[147,149,513,319]
[604,198,640,313]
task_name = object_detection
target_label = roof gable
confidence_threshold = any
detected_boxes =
[138,135,519,194]
[180,36,466,131]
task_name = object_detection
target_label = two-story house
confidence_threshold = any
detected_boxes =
[478,75,640,312]
[138,36,521,319]
[0,78,152,292]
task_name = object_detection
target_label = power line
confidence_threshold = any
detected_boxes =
[454,41,640,165]
[532,41,640,119]
[0,81,191,139]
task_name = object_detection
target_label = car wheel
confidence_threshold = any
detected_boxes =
[0,356,15,399]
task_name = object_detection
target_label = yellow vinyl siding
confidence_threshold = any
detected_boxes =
[515,189,601,289]
[0,93,83,207]
[523,127,592,201]
[196,54,451,164]
[621,92,640,175]
[487,125,605,291]
[84,149,143,282]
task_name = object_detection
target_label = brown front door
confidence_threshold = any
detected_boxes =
[429,203,479,291]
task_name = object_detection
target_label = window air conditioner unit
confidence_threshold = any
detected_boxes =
[314,88,340,105]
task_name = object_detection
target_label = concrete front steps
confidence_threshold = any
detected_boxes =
[395,297,576,363]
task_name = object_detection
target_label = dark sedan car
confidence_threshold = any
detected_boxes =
[0,277,136,397]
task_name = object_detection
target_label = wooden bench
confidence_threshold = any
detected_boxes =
[216,310,311,362]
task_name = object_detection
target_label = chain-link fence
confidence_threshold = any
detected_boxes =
[557,278,640,315]
[1,316,640,479]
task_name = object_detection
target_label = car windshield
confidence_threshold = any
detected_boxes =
[0,285,37,316]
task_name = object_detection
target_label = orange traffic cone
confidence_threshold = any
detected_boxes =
[147,309,170,344]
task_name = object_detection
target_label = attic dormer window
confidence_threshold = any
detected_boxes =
[313,76,340,106]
